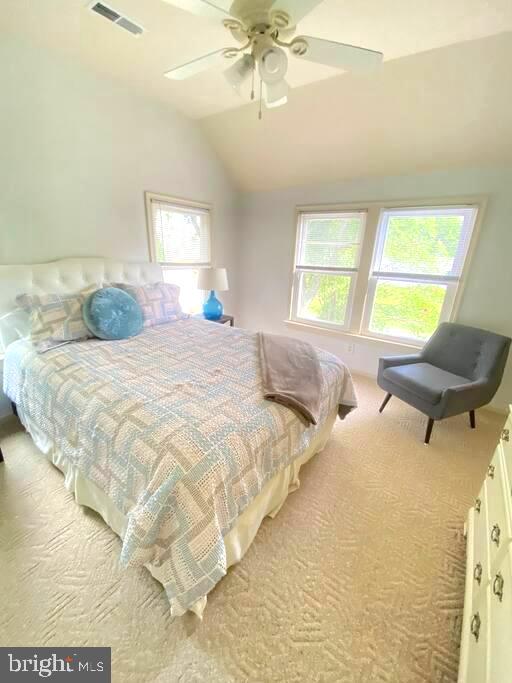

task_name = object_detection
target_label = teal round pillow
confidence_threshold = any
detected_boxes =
[83,287,143,340]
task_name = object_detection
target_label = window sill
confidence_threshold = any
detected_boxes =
[283,319,423,350]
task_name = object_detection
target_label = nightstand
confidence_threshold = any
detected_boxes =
[194,314,234,327]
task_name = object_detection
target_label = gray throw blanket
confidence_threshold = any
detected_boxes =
[258,332,325,425]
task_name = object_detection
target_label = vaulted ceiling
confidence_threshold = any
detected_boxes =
[201,31,512,190]
[3,0,512,190]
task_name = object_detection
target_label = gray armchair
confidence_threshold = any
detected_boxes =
[378,322,511,444]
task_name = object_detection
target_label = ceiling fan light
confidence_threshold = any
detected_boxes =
[224,54,254,90]
[259,46,288,84]
[266,94,287,109]
[265,79,288,108]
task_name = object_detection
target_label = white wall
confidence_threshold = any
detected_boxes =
[0,35,239,282]
[0,35,239,417]
[238,166,512,412]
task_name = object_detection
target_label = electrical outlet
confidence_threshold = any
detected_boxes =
[347,343,355,354]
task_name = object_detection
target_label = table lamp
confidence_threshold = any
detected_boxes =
[197,267,229,320]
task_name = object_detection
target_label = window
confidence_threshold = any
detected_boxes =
[363,207,477,342]
[290,202,480,345]
[291,211,367,330]
[145,192,211,313]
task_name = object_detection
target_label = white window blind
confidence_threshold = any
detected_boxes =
[145,193,212,314]
[150,199,210,266]
[291,211,366,329]
[362,206,478,342]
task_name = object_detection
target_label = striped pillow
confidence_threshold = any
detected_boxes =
[16,285,99,351]
[114,282,188,328]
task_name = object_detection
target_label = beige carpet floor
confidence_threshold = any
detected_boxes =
[0,376,505,683]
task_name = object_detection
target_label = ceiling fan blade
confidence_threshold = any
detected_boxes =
[161,0,234,20]
[269,0,324,27]
[265,79,288,109]
[291,35,383,71]
[164,49,229,80]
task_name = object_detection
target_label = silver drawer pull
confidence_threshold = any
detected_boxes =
[493,572,504,602]
[491,523,501,546]
[475,497,482,513]
[470,612,481,642]
[487,464,495,479]
[473,562,483,585]
[502,428,510,442]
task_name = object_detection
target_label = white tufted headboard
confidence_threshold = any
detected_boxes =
[0,257,163,354]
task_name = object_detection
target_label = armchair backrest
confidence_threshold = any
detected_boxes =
[422,323,511,386]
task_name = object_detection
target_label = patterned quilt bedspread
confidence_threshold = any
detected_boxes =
[4,318,357,614]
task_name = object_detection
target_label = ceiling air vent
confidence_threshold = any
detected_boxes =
[89,2,145,37]
[116,16,144,36]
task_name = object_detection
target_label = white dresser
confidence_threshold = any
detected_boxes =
[458,407,512,682]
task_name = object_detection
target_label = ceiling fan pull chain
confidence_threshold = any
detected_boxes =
[258,77,263,120]
[250,62,255,100]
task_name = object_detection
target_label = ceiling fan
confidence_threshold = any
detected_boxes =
[162,0,383,118]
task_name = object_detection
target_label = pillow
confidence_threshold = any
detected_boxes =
[113,282,188,328]
[83,287,143,340]
[16,285,98,352]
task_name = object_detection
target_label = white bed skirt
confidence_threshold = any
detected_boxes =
[19,406,337,618]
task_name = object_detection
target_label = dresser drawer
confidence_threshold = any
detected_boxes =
[463,585,490,683]
[458,508,478,683]
[499,420,512,501]
[459,412,512,683]
[500,410,512,454]
[473,483,491,592]
[488,547,512,683]
[484,449,512,565]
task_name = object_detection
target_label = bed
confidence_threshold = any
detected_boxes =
[0,258,356,617]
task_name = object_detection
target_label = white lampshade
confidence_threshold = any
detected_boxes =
[197,267,229,292]
[224,54,254,91]
[265,79,288,108]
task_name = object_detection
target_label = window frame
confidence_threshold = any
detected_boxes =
[361,205,479,345]
[144,191,212,268]
[290,210,367,332]
[144,191,212,314]
[289,197,486,347]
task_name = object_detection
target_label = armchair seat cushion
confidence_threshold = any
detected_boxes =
[383,362,471,405]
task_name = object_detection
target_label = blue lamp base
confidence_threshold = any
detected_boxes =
[203,290,223,320]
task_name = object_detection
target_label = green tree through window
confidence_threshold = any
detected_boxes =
[293,205,477,342]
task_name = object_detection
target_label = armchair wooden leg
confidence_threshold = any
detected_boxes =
[0,447,4,463]
[379,393,392,413]
[469,410,476,429]
[11,402,18,418]
[425,418,434,445]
